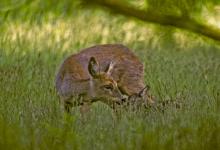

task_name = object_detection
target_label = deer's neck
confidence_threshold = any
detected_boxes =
[73,78,93,97]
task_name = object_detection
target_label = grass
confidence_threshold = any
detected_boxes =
[0,0,220,149]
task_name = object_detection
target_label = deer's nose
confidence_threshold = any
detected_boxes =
[121,95,128,102]
[121,98,126,102]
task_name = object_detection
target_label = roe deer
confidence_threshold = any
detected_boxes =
[55,44,154,113]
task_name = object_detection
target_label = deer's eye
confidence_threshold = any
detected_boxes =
[102,84,113,91]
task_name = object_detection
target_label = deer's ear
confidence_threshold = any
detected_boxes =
[139,85,150,97]
[105,61,114,75]
[88,57,99,77]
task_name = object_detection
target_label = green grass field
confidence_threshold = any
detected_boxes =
[0,1,220,149]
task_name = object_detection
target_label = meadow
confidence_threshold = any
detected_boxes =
[0,0,220,149]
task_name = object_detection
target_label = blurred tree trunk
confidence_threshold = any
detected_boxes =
[81,0,220,42]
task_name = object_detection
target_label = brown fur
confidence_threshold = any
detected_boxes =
[55,44,153,112]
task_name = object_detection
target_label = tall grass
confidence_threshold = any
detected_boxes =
[0,0,220,149]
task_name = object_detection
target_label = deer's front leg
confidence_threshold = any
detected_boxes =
[80,102,91,115]
[64,101,73,113]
